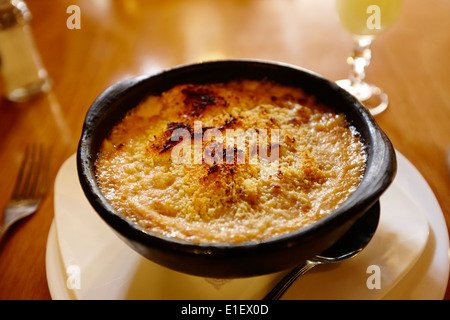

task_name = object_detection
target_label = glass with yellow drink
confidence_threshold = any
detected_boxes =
[337,0,403,37]
[335,0,403,115]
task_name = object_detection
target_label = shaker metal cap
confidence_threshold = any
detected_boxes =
[0,0,31,30]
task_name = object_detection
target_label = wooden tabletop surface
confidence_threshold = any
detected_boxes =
[0,0,448,300]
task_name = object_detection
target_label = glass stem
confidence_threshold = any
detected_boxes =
[348,37,373,87]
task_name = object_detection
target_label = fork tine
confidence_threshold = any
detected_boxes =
[26,144,42,199]
[11,144,32,200]
[11,144,51,201]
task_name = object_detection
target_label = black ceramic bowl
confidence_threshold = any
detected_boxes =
[77,59,396,278]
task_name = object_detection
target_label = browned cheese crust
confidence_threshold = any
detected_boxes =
[95,80,366,243]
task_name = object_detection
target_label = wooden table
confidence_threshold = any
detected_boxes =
[0,0,448,300]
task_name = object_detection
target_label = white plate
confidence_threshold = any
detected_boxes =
[46,151,449,299]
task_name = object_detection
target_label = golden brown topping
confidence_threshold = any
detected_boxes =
[182,86,227,117]
[95,80,366,243]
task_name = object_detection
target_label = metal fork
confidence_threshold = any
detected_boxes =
[0,144,51,244]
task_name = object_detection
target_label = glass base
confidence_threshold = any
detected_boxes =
[336,79,388,116]
[5,77,52,103]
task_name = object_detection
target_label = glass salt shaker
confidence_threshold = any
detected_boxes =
[0,0,51,102]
